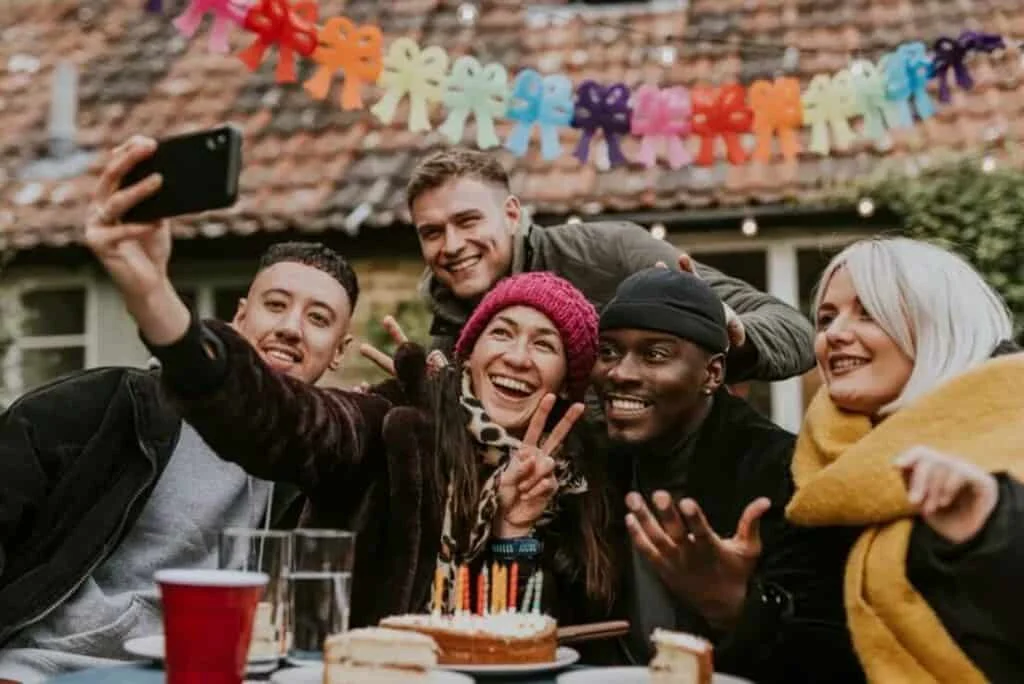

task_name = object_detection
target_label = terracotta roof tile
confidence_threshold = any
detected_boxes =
[3,0,1024,248]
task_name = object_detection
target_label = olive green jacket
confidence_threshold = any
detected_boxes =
[421,220,815,382]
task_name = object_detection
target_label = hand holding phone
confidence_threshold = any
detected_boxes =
[118,125,243,223]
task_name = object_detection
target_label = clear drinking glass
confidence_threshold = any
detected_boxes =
[288,529,356,663]
[218,528,292,661]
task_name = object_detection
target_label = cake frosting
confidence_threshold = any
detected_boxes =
[649,628,714,684]
[379,612,557,665]
[324,627,438,683]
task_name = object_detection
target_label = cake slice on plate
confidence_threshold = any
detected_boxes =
[323,627,438,683]
[649,628,714,684]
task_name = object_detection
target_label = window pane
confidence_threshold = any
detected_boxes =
[21,289,85,336]
[19,347,85,391]
[214,287,248,321]
[798,247,843,317]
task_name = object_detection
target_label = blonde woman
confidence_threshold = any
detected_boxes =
[787,238,1022,683]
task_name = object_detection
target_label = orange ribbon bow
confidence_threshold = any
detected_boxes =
[239,0,318,83]
[691,84,753,166]
[749,77,803,163]
[303,16,383,110]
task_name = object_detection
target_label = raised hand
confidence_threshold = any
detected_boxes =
[84,136,170,300]
[84,136,189,346]
[496,395,585,538]
[626,491,770,628]
[896,446,999,544]
[358,316,409,376]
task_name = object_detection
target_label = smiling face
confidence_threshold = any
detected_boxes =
[813,267,914,416]
[591,329,723,444]
[412,176,520,301]
[231,261,353,384]
[467,305,568,434]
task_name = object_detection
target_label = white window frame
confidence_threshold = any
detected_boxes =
[1,272,98,401]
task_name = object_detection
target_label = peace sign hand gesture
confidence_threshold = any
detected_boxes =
[495,395,585,538]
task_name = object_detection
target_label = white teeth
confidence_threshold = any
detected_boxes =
[610,398,648,412]
[490,375,533,394]
[448,256,481,273]
[832,358,867,371]
[267,349,297,363]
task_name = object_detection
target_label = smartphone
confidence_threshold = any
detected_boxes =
[119,125,242,223]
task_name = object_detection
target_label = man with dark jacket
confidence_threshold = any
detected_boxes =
[0,139,359,681]
[386,147,815,383]
[586,268,864,682]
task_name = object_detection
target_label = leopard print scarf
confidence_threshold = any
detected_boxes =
[431,369,589,613]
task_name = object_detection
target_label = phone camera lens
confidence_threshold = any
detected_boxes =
[217,134,226,144]
[206,138,216,151]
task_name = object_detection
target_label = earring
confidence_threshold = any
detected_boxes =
[702,388,712,395]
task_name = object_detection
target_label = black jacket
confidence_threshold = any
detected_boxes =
[593,390,865,683]
[908,474,1024,683]
[0,367,300,647]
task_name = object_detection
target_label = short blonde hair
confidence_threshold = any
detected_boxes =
[812,237,1013,413]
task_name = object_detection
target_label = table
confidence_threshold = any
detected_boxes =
[46,663,583,683]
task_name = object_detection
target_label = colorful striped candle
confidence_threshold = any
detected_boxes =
[508,562,519,613]
[521,572,535,613]
[460,565,471,615]
[531,571,544,614]
[481,564,490,615]
[432,567,444,615]
[490,561,500,615]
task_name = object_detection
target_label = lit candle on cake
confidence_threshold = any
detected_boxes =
[489,562,500,615]
[520,573,535,613]
[481,565,490,615]
[460,566,471,616]
[508,562,519,613]
[476,567,485,615]
[432,567,444,616]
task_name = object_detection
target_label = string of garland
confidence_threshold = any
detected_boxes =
[145,0,1012,169]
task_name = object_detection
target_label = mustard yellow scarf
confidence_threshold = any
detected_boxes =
[786,354,1024,683]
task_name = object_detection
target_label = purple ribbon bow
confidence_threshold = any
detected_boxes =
[570,81,631,166]
[145,0,162,12]
[931,31,1005,103]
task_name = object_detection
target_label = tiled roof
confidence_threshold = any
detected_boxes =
[2,0,1023,249]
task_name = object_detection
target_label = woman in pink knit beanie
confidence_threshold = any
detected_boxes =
[383,271,614,617]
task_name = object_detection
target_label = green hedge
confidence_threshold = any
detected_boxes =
[841,158,1024,339]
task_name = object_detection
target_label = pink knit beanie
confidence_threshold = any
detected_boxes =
[454,272,598,401]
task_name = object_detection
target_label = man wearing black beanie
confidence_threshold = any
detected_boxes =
[590,268,864,683]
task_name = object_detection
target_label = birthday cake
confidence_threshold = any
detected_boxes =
[648,628,714,684]
[323,626,438,683]
[379,612,557,665]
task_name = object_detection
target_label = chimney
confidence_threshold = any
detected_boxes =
[48,61,78,159]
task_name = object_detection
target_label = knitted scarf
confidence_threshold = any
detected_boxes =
[786,353,1024,683]
[431,370,588,612]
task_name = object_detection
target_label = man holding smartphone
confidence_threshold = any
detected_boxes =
[0,137,361,682]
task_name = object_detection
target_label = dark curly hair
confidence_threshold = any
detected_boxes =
[258,242,360,308]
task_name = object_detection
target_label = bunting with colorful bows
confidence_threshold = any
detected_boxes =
[145,0,1020,167]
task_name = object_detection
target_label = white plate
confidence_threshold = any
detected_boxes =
[122,635,280,675]
[439,646,579,676]
[271,664,472,683]
[557,666,753,683]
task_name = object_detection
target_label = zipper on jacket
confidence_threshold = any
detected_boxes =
[2,422,160,643]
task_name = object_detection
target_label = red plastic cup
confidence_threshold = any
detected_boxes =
[156,568,269,684]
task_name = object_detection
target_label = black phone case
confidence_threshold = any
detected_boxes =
[120,125,242,224]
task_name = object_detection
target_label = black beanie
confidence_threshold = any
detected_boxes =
[600,267,729,353]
